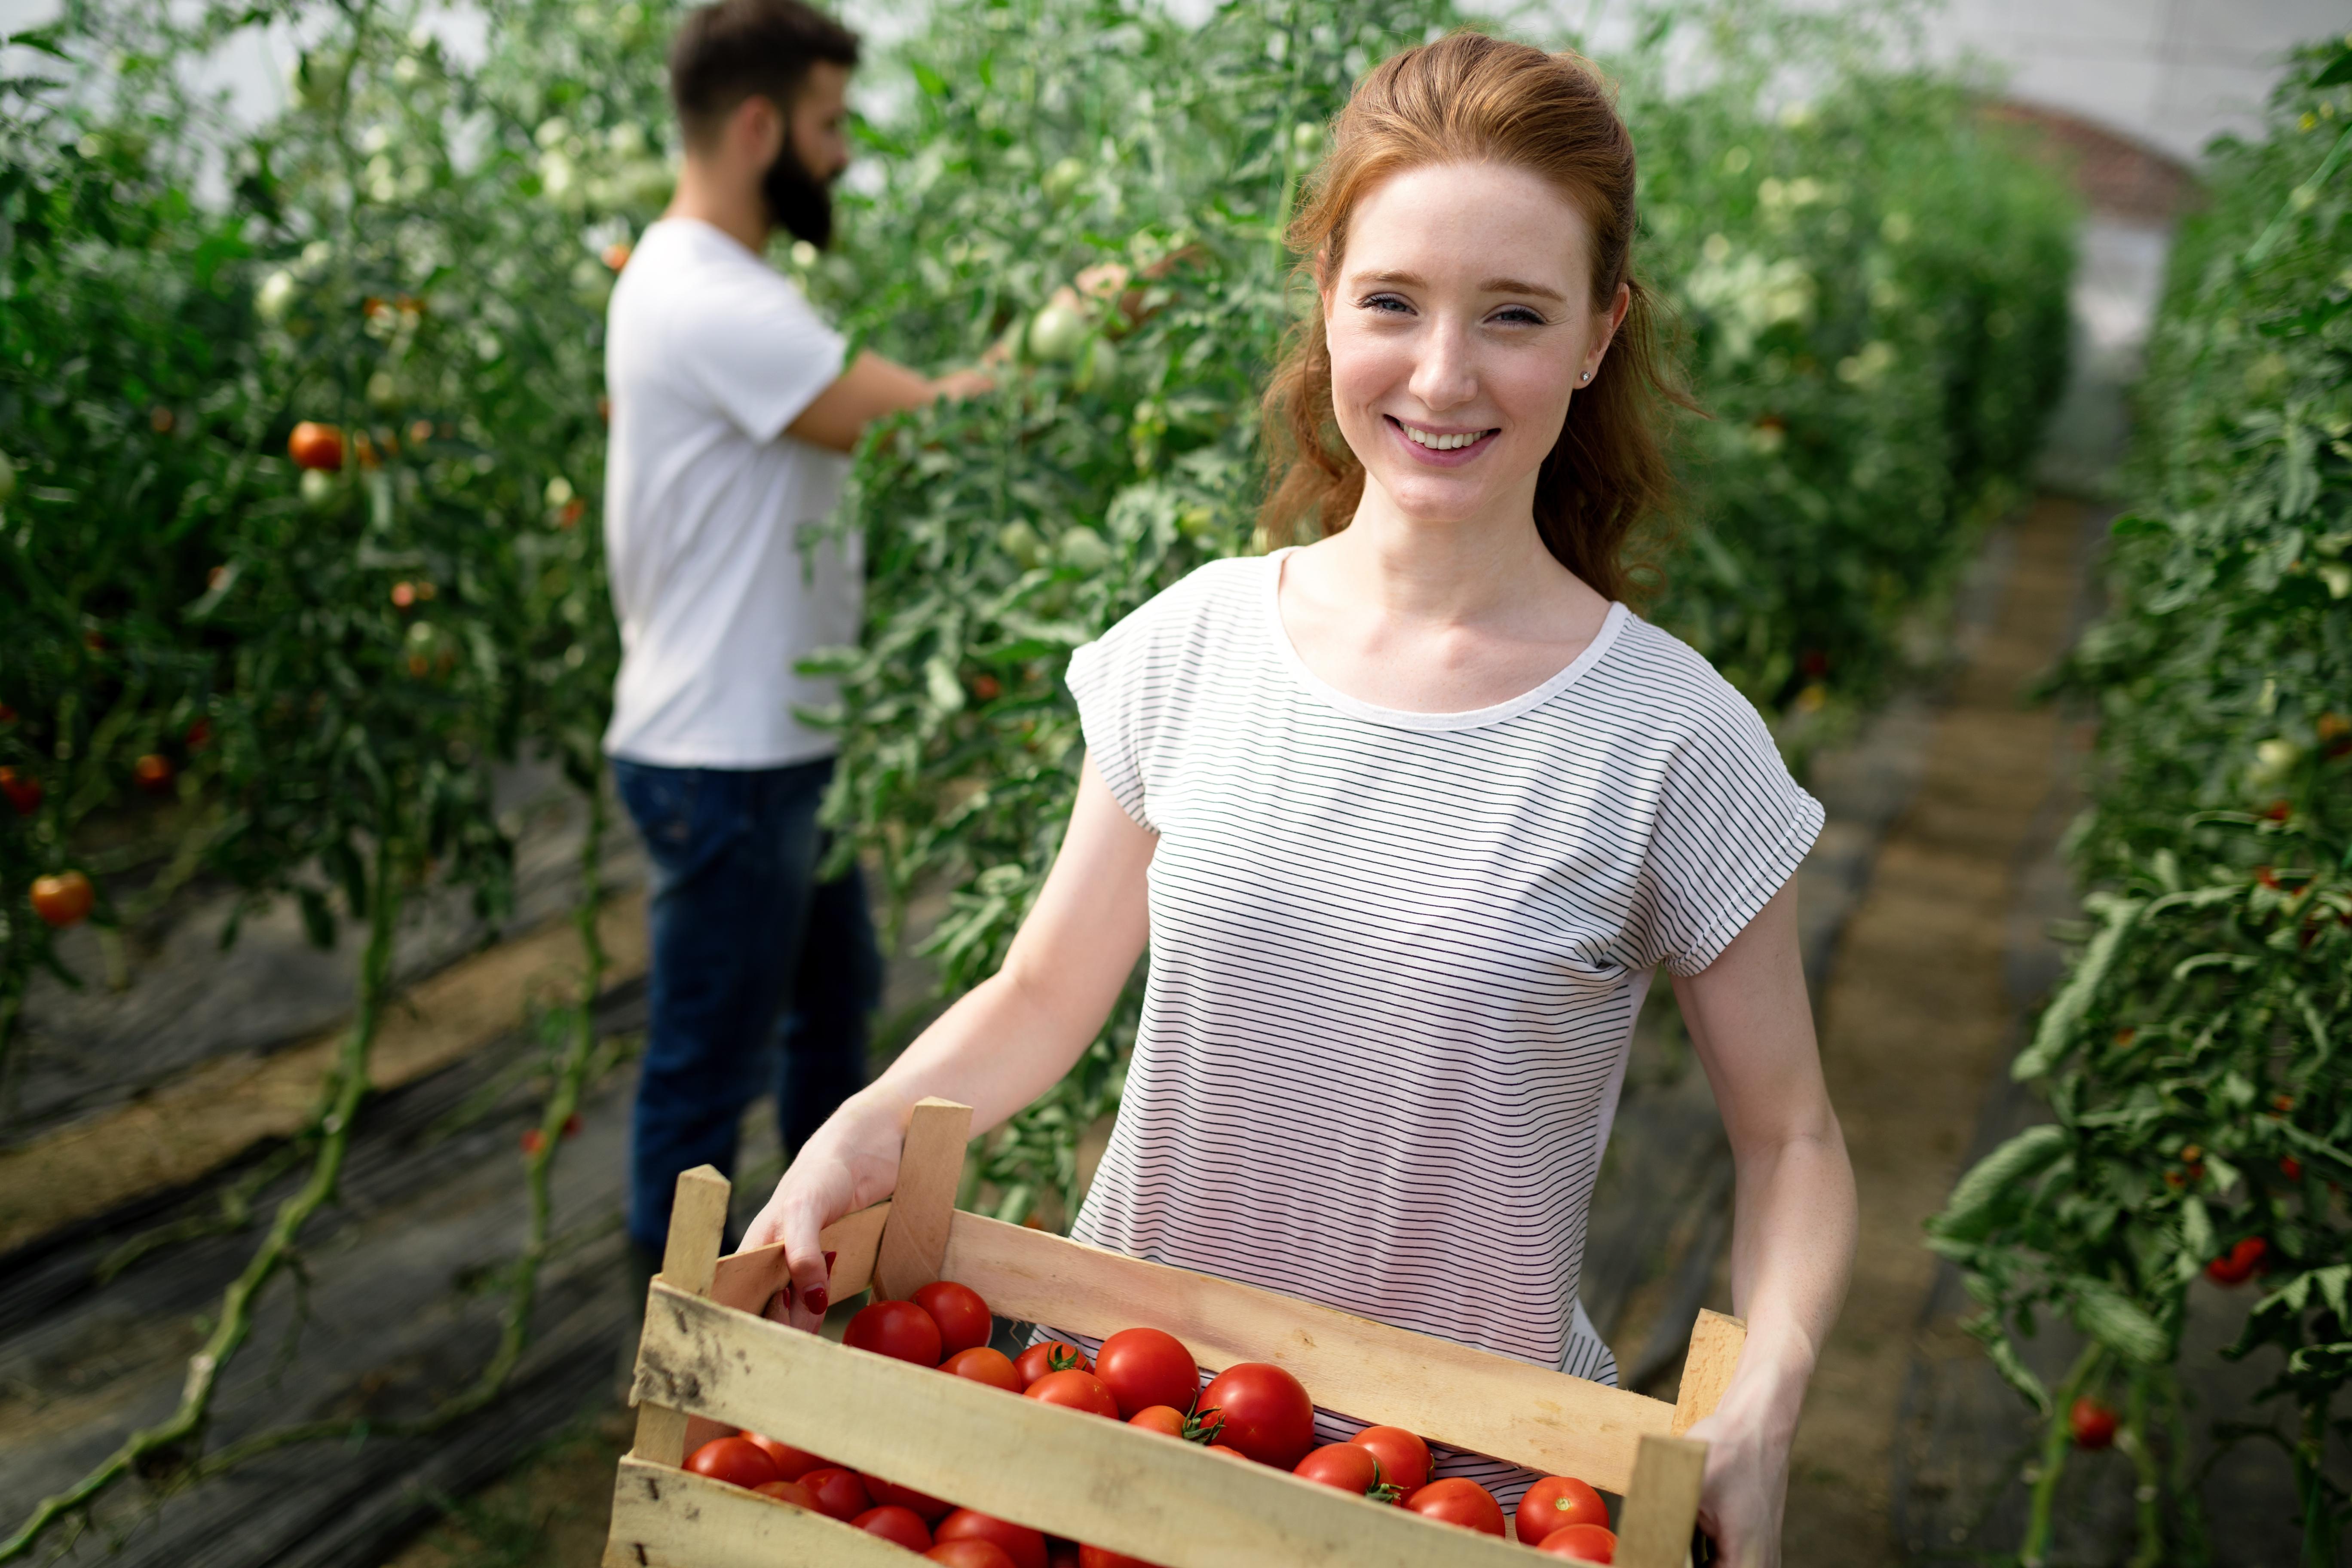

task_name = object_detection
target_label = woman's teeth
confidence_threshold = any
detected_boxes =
[1402,424,1490,450]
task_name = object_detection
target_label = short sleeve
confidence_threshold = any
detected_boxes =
[677,272,846,443]
[1064,625,1155,833]
[1636,686,1824,976]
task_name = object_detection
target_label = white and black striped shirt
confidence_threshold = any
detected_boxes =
[1059,551,1819,1492]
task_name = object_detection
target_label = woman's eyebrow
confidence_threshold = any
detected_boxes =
[1354,268,1567,303]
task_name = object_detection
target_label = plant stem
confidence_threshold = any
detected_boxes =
[2021,1341,2106,1568]
[2125,1369,2164,1568]
[2296,1389,2337,1568]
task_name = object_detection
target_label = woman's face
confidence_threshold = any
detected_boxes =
[1324,161,1626,529]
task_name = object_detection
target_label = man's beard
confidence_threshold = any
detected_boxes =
[763,141,835,249]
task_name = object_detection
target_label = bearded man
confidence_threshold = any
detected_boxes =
[603,0,986,1270]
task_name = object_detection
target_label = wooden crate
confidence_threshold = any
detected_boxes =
[606,1099,1743,1568]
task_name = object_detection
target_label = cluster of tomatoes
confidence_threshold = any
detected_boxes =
[680,1279,1620,1564]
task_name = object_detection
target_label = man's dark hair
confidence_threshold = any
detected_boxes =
[668,0,860,149]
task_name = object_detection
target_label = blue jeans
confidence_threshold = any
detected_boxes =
[613,755,881,1255]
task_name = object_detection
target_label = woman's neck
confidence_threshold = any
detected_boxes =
[1317,473,1592,634]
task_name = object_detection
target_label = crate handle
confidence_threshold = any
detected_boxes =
[628,1163,732,1468]
[873,1097,973,1300]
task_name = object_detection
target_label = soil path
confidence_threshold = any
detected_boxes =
[1778,496,2095,1562]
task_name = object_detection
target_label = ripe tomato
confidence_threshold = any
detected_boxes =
[845,1298,943,1367]
[913,1280,995,1357]
[941,1346,1024,1392]
[2281,1155,2305,1182]
[741,1432,825,1480]
[1517,1476,1609,1545]
[1093,1327,1198,1419]
[752,1479,817,1509]
[2205,1237,2268,1286]
[1023,1368,1119,1417]
[1404,1478,1504,1535]
[926,1544,1017,1568]
[287,421,345,472]
[30,871,95,928]
[1347,1426,1430,1492]
[1078,1547,1166,1568]
[186,717,212,750]
[1205,1444,1249,1460]
[1537,1522,1617,1561]
[1196,1363,1314,1468]
[797,1467,872,1522]
[855,1505,934,1550]
[934,1509,1047,1568]
[0,766,42,815]
[603,242,632,272]
[683,1436,781,1491]
[1293,1442,1393,1500]
[1127,1406,1187,1439]
[863,1473,953,1523]
[2069,1398,2117,1450]
[1014,1341,1090,1387]
[133,753,174,794]
[521,1128,546,1156]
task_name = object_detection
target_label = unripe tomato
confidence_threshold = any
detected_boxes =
[844,1298,943,1367]
[1023,1368,1118,1417]
[911,1280,993,1357]
[940,1346,1023,1392]
[1027,303,1088,362]
[1347,1426,1430,1492]
[853,1504,933,1550]
[1537,1522,1617,1561]
[1013,1340,1090,1387]
[683,1435,781,1491]
[2069,1397,2116,1450]
[1196,1363,1314,1468]
[1518,1476,1609,1544]
[933,1510,1045,1568]
[31,870,95,927]
[1093,1327,1198,1418]
[287,421,345,471]
[0,766,42,815]
[1403,1478,1504,1535]
[133,753,174,794]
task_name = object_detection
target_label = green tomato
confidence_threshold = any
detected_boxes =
[996,520,1045,568]
[256,269,297,322]
[1073,337,1120,395]
[299,469,339,509]
[367,371,401,409]
[1291,121,1325,156]
[1042,156,1087,201]
[0,450,14,506]
[1058,526,1112,573]
[1027,304,1089,363]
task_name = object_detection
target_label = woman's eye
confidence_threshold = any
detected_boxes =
[1359,293,1412,314]
[1491,306,1545,326]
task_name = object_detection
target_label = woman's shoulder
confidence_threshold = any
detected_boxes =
[1593,610,1779,742]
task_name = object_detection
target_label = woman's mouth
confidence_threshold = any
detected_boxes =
[1385,414,1498,466]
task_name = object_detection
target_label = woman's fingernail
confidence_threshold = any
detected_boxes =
[806,1286,829,1315]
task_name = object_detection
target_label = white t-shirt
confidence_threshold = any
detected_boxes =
[1061,551,1821,1494]
[602,217,856,769]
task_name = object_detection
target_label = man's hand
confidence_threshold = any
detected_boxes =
[929,367,995,401]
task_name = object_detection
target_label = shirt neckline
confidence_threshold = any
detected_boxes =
[1259,547,1629,733]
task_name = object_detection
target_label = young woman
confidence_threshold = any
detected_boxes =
[745,33,1855,1564]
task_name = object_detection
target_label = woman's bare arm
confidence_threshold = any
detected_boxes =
[741,756,1154,1326]
[1671,877,1857,1568]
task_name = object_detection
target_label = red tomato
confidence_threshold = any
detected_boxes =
[186,717,212,750]
[798,1467,873,1521]
[1127,1406,1187,1439]
[2205,1237,2268,1286]
[2281,1155,2305,1182]
[132,753,173,794]
[683,1436,781,1491]
[934,1509,1047,1568]
[927,1544,1017,1568]
[913,1281,995,1357]
[0,766,42,815]
[1093,1328,1198,1419]
[1517,1476,1609,1545]
[1347,1426,1430,1492]
[855,1505,934,1551]
[942,1346,1024,1392]
[1405,1478,1504,1535]
[845,1298,944,1367]
[740,1433,824,1480]
[1537,1522,1617,1561]
[1014,1341,1091,1387]
[752,1479,817,1510]
[1024,1368,1119,1417]
[1205,1444,1249,1460]
[1196,1363,1314,1468]
[863,1473,954,1523]
[520,1128,546,1157]
[287,421,345,472]
[603,242,633,272]
[1078,1547,1165,1568]
[2069,1398,2117,1451]
[1293,1442,1392,1500]
[31,870,95,928]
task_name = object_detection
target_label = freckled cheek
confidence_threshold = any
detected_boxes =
[1325,326,1414,444]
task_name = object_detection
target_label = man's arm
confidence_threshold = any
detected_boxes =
[786,351,992,453]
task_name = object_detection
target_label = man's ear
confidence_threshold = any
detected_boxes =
[730,93,785,166]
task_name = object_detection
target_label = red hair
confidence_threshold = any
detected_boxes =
[1259,31,1692,603]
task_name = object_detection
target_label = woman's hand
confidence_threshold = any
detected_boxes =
[742,1093,904,1330]
[1684,1390,1795,1568]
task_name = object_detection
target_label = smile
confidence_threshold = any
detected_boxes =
[1385,415,1498,460]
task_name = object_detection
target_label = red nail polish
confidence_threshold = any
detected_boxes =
[806,1286,828,1315]
[824,1250,837,1273]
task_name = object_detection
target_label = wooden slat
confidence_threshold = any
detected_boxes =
[1670,1310,1746,1436]
[605,1455,913,1568]
[1613,1435,1708,1568]
[873,1098,972,1301]
[941,1212,1674,1492]
[631,1282,1541,1568]
[707,1203,891,1316]
[631,1166,731,1467]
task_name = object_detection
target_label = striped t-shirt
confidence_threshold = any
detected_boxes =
[1059,549,1820,1491]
